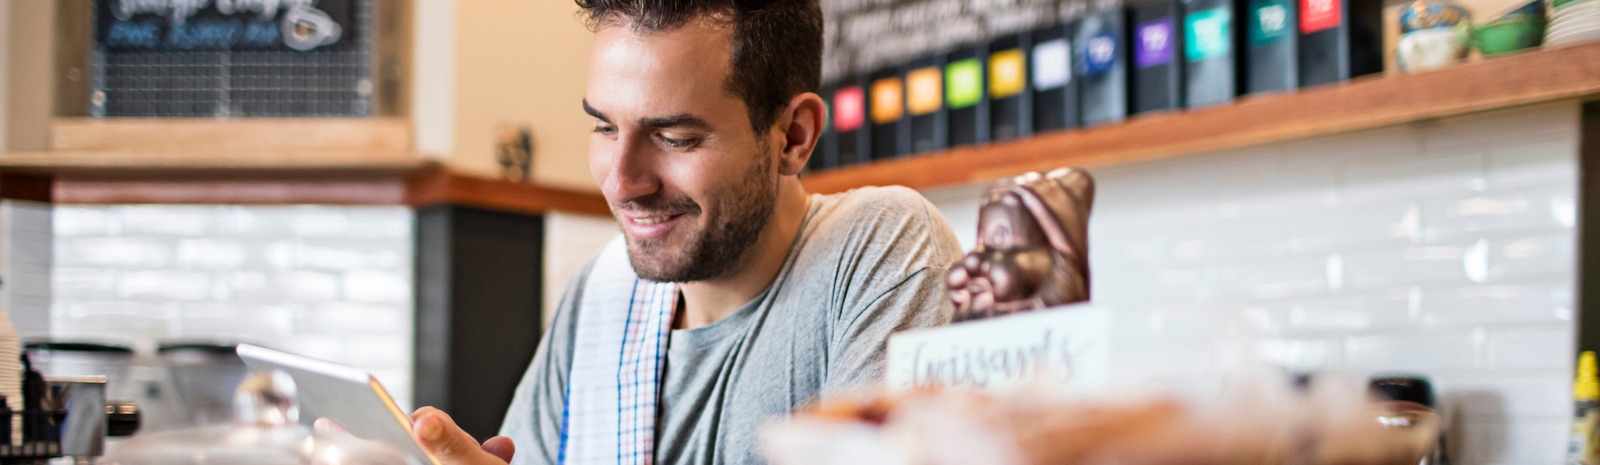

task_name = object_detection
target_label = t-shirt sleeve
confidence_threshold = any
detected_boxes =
[499,260,592,465]
[818,187,963,394]
[822,266,951,394]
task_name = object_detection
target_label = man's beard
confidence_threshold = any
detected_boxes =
[617,152,777,283]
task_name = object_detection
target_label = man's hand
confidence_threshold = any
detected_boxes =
[410,407,516,465]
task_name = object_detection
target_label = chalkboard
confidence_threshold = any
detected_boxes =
[89,0,372,117]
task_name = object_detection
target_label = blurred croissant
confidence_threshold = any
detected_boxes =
[789,389,1433,465]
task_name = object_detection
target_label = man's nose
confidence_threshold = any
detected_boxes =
[599,138,661,202]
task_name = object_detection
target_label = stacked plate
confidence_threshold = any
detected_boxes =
[1548,0,1600,45]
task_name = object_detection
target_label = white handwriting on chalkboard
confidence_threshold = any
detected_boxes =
[218,0,316,19]
[115,0,209,23]
[107,20,162,48]
[115,0,317,24]
[907,329,1087,390]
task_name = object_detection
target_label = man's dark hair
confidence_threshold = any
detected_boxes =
[576,0,823,133]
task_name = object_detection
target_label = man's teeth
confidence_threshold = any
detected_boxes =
[635,215,672,225]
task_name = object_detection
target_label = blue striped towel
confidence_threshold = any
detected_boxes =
[560,237,677,465]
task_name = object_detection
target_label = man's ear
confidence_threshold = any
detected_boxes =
[776,92,825,176]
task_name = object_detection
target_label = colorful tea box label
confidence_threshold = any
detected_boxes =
[1135,20,1177,67]
[1251,0,1293,43]
[1185,8,1232,60]
[833,86,865,132]
[989,50,1027,99]
[946,59,984,110]
[907,67,943,116]
[870,77,904,124]
[1299,0,1340,33]
[1032,37,1073,90]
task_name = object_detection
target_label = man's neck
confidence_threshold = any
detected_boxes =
[675,177,811,329]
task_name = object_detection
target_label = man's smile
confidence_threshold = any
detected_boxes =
[621,211,689,239]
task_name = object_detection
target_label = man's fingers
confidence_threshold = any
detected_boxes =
[482,436,516,463]
[410,407,507,465]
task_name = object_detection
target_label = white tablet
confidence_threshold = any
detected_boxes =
[236,343,439,465]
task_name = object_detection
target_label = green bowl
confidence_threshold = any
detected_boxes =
[1474,18,1547,56]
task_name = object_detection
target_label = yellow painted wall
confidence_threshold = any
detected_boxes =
[451,0,597,191]
[0,0,9,154]
[5,0,52,152]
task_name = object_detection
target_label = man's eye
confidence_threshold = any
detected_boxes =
[592,124,616,135]
[657,134,698,149]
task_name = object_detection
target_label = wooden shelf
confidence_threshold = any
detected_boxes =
[36,177,414,205]
[0,117,611,216]
[802,41,1600,195]
[0,163,609,217]
[0,117,421,175]
[407,167,612,217]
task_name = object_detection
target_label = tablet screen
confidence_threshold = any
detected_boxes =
[237,344,438,465]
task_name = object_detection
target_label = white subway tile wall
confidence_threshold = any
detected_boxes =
[925,102,1582,465]
[48,205,417,408]
[1,201,54,337]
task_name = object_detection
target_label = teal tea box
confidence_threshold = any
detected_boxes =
[1183,0,1241,108]
[1246,0,1298,93]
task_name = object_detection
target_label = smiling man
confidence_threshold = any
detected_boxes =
[404,0,962,464]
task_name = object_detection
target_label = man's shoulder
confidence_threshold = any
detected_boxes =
[812,185,942,229]
[802,186,963,272]
[821,184,929,208]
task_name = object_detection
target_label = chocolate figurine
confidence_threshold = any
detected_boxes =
[946,167,1095,321]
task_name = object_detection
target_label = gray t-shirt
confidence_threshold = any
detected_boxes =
[499,186,963,465]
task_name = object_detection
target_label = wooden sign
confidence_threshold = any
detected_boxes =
[886,302,1111,392]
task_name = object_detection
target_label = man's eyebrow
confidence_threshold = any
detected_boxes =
[639,113,714,131]
[581,100,609,123]
[584,100,713,131]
